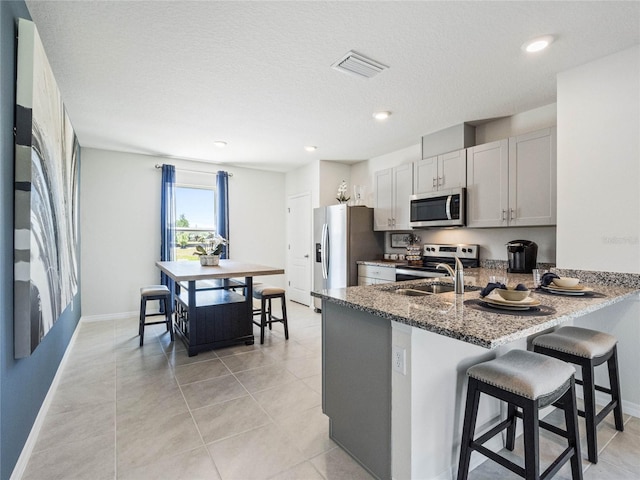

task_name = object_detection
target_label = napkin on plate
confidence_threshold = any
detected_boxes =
[539,272,560,288]
[480,282,506,298]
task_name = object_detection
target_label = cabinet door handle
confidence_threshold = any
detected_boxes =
[432,177,437,188]
[502,209,507,221]
[510,208,516,220]
[388,218,391,226]
[438,176,443,186]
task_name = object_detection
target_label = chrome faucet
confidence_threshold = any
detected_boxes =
[436,257,464,294]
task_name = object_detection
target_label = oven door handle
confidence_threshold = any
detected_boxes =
[395,268,449,280]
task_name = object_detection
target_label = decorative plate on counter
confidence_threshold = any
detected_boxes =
[481,293,541,311]
[541,285,594,296]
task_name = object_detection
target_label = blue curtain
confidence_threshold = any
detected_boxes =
[161,164,176,310]
[216,171,229,259]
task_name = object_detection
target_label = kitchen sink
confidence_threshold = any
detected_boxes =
[394,283,481,296]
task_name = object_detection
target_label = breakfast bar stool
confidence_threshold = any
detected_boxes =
[457,350,583,480]
[139,285,173,346]
[533,326,623,464]
[252,285,289,344]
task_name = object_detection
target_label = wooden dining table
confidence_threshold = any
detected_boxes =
[156,260,284,356]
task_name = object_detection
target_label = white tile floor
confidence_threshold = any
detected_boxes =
[20,300,639,479]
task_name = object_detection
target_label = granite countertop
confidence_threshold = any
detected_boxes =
[312,268,640,349]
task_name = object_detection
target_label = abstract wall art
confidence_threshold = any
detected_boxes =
[14,18,79,358]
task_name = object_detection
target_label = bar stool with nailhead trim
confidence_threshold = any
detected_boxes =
[139,285,173,346]
[457,349,583,480]
[252,285,289,344]
[533,326,624,464]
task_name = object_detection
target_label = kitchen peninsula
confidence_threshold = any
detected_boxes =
[313,269,639,480]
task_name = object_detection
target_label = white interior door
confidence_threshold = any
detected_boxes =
[287,193,312,306]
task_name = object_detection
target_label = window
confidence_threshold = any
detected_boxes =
[175,185,216,261]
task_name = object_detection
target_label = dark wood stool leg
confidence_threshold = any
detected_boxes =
[522,401,540,480]
[506,403,518,451]
[139,297,146,346]
[563,378,584,480]
[608,347,624,432]
[457,378,481,480]
[268,298,273,330]
[581,362,598,463]
[260,297,267,344]
[281,295,289,340]
[164,297,174,341]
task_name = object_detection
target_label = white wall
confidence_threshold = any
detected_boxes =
[80,148,286,317]
[319,160,351,207]
[474,104,557,144]
[286,160,319,207]
[557,45,640,274]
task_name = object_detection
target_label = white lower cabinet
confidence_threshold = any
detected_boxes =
[358,264,396,286]
[466,127,556,228]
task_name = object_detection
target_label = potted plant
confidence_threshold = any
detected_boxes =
[336,180,350,204]
[194,234,228,266]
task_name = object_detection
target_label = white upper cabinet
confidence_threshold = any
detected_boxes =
[466,139,509,227]
[414,149,467,194]
[466,127,556,228]
[508,127,557,226]
[374,168,394,230]
[374,163,413,231]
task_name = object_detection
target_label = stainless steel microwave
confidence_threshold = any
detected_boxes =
[409,188,466,228]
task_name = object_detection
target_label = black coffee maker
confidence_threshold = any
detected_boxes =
[506,240,538,273]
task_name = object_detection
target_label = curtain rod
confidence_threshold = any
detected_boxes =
[154,164,233,177]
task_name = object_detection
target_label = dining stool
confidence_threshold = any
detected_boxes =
[252,285,289,344]
[457,349,583,480]
[139,285,173,346]
[533,326,623,464]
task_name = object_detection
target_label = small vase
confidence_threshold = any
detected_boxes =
[200,255,220,266]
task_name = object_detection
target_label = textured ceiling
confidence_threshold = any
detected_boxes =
[25,1,640,172]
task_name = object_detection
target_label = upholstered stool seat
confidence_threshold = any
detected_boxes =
[252,285,289,344]
[533,326,623,463]
[139,284,173,346]
[458,350,583,480]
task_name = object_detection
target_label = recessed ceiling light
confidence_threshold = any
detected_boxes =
[213,141,227,148]
[522,35,555,53]
[305,146,317,152]
[373,111,391,120]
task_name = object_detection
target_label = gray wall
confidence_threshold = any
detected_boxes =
[0,2,82,478]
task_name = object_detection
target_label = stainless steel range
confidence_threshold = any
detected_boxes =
[395,243,479,281]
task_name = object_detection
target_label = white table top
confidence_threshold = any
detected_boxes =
[156,260,284,282]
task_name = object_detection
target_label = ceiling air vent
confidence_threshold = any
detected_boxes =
[331,51,388,79]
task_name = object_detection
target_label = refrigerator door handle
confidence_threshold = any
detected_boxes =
[321,223,329,280]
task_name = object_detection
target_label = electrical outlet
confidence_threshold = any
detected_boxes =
[392,345,406,375]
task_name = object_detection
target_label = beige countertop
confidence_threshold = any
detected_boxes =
[312,267,640,349]
[156,260,284,281]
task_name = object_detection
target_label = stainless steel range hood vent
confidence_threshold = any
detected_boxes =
[331,51,388,79]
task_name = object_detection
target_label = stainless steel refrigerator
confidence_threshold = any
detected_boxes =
[313,205,384,311]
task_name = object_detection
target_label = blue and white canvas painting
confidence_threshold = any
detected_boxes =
[14,19,79,358]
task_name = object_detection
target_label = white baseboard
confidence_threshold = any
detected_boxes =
[81,310,138,322]
[9,323,81,480]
